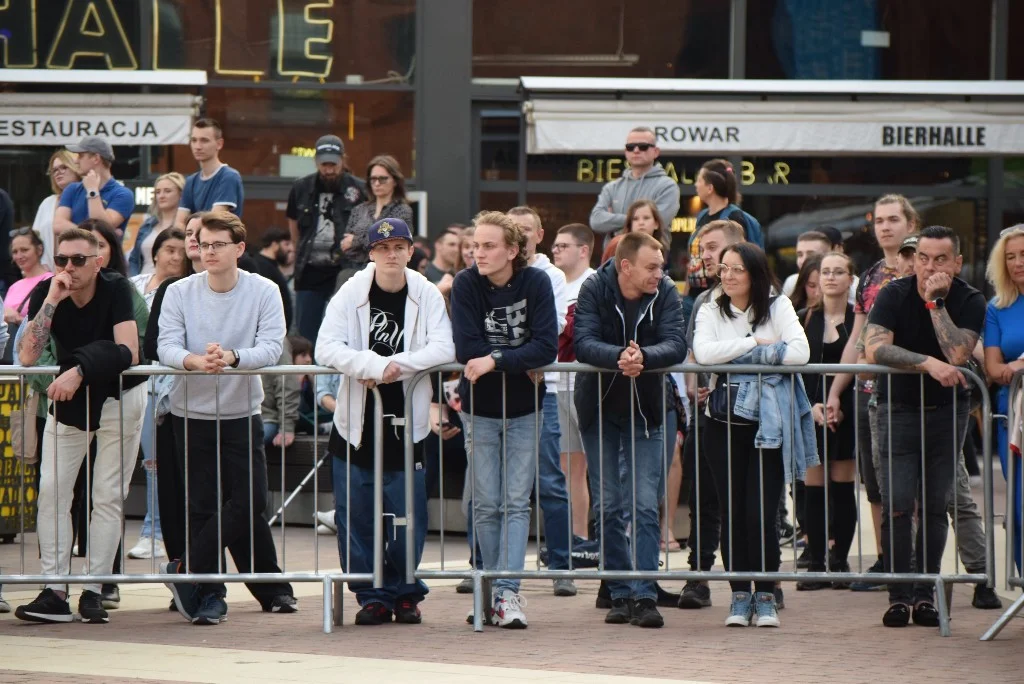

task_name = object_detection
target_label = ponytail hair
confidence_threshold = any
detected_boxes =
[699,158,740,205]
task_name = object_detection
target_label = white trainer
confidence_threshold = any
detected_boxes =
[128,536,167,559]
[315,510,337,533]
[493,590,528,629]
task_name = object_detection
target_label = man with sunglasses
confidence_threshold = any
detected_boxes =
[15,228,146,625]
[156,210,289,626]
[589,127,681,247]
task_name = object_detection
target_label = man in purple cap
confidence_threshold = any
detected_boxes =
[54,137,135,236]
[316,218,455,625]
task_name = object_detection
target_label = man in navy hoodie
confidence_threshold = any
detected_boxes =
[574,231,687,629]
[451,211,558,629]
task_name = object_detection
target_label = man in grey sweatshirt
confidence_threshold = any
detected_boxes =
[589,126,681,249]
[156,210,291,626]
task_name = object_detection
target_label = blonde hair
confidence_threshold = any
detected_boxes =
[49,149,82,195]
[148,172,186,216]
[987,224,1024,309]
[474,210,527,271]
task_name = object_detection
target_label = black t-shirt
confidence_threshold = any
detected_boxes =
[867,276,986,406]
[329,281,412,471]
[27,270,143,427]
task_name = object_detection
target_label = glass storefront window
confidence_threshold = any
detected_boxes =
[473,0,730,79]
[1010,1,1024,80]
[480,115,520,181]
[152,88,414,179]
[746,0,990,80]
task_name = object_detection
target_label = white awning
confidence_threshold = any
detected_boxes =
[524,98,1024,156]
[0,69,207,87]
[0,93,201,146]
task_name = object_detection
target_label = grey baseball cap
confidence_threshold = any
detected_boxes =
[314,135,343,164]
[66,136,115,162]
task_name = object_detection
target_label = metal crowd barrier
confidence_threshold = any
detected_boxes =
[981,370,1024,641]
[403,362,996,636]
[0,364,381,634]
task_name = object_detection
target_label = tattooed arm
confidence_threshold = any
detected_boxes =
[19,300,56,367]
[929,307,977,366]
[864,322,966,388]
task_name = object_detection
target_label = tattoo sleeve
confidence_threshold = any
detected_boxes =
[930,308,977,365]
[21,302,55,363]
[864,322,929,370]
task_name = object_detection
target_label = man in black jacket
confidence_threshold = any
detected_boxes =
[252,226,295,332]
[286,135,368,345]
[574,231,687,629]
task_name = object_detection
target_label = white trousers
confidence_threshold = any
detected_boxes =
[36,383,146,594]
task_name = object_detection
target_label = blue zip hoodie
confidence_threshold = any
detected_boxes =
[451,264,558,419]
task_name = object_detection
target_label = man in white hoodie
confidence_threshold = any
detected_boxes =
[315,218,455,626]
[507,206,575,597]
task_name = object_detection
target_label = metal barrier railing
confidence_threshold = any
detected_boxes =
[0,364,381,634]
[403,361,996,637]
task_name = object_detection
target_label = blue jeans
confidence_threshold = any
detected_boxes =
[460,412,537,595]
[139,393,162,540]
[539,393,571,569]
[332,457,429,608]
[582,414,664,602]
[296,288,333,349]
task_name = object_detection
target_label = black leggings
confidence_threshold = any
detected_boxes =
[705,420,785,594]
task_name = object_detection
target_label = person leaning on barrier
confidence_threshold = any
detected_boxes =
[984,224,1024,577]
[677,219,745,609]
[14,227,146,625]
[573,231,687,630]
[156,210,294,626]
[451,211,558,629]
[692,242,814,630]
[315,217,455,626]
[863,225,986,629]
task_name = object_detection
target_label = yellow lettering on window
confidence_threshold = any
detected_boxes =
[214,0,265,76]
[740,160,755,186]
[277,0,335,78]
[577,159,594,183]
[46,0,137,69]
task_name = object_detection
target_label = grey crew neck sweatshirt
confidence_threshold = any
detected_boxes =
[157,270,285,420]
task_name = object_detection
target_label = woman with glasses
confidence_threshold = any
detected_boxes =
[693,242,813,628]
[341,155,414,285]
[796,253,858,590]
[31,149,82,271]
[128,172,185,277]
[984,224,1024,574]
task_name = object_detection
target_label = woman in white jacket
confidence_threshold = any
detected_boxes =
[314,218,455,626]
[693,242,809,630]
[31,149,81,271]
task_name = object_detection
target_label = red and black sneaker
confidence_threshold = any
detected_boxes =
[394,597,422,624]
[354,601,393,625]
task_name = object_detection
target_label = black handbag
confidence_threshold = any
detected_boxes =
[707,381,756,425]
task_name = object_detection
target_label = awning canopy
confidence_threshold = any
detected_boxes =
[520,77,1024,156]
[0,92,202,146]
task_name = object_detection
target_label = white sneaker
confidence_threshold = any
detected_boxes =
[0,595,10,613]
[315,510,337,533]
[316,524,334,535]
[128,537,167,559]
[493,590,528,629]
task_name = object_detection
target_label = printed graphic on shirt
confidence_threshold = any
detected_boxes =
[484,299,531,348]
[310,193,336,265]
[345,186,363,204]
[369,306,405,356]
[855,260,900,315]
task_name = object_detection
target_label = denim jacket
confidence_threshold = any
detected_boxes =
[725,342,820,482]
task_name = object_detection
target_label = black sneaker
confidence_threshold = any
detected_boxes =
[604,597,632,624]
[912,601,940,627]
[850,558,887,592]
[192,592,228,626]
[972,584,1003,610]
[796,568,831,591]
[773,585,785,610]
[168,598,177,612]
[830,558,852,590]
[77,590,109,624]
[629,598,664,628]
[15,589,73,624]
[595,580,612,609]
[655,583,680,608]
[394,597,422,624]
[678,580,711,609]
[263,595,298,614]
[883,603,911,627]
[795,547,812,569]
[161,560,198,621]
[100,584,120,610]
[355,601,393,625]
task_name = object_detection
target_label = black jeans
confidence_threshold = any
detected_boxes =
[705,419,785,594]
[682,415,721,572]
[156,418,186,561]
[876,403,968,604]
[172,415,292,603]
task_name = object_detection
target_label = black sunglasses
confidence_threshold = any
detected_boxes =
[625,143,655,152]
[54,254,97,268]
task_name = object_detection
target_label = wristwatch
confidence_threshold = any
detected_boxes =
[490,350,503,368]
[925,297,945,311]
[75,365,84,377]
[229,350,241,368]
[86,189,100,200]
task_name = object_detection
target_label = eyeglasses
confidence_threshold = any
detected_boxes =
[717,264,747,275]
[369,175,393,185]
[54,254,97,268]
[198,241,233,253]
[551,242,582,251]
[625,143,654,152]
[49,165,70,176]
[820,269,849,278]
